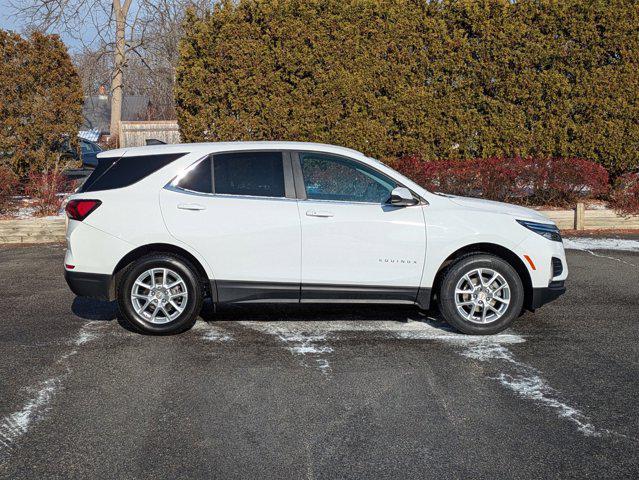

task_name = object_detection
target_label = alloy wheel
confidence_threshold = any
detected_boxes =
[454,268,511,324]
[130,268,189,324]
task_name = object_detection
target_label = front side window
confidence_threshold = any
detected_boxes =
[213,152,285,197]
[300,153,396,203]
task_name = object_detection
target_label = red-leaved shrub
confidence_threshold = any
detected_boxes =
[519,158,609,206]
[610,173,639,215]
[393,156,609,207]
[0,166,19,215]
[24,168,72,216]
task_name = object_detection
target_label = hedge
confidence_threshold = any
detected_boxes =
[0,166,18,214]
[393,155,610,207]
[610,173,639,214]
[175,0,639,176]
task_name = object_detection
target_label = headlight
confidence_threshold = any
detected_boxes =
[516,220,562,242]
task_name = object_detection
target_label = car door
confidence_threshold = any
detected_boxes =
[295,151,427,303]
[160,150,302,303]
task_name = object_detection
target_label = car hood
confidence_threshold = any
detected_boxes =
[446,195,553,223]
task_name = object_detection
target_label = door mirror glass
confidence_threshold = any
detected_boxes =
[389,187,418,206]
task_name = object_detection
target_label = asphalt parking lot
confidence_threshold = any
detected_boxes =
[0,242,638,479]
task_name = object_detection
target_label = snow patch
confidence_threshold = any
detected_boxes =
[241,319,523,344]
[193,321,234,342]
[201,330,233,342]
[74,331,96,346]
[289,344,334,355]
[461,343,519,363]
[462,342,602,437]
[71,321,103,347]
[241,320,523,376]
[495,373,598,436]
[241,323,335,375]
[278,332,334,375]
[563,237,638,267]
[277,333,334,356]
[0,377,63,457]
[0,322,103,459]
[563,237,639,252]
[395,329,524,344]
[15,206,37,219]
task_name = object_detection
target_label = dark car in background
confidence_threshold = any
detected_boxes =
[79,138,102,167]
[62,138,103,182]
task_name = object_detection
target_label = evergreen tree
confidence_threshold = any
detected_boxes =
[0,30,84,177]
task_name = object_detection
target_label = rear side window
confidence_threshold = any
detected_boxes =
[213,152,285,197]
[176,157,212,193]
[80,153,186,192]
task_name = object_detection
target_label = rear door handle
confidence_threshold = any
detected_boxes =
[306,210,334,218]
[178,203,206,211]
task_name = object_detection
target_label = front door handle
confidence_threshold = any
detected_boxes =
[306,210,334,218]
[178,203,206,211]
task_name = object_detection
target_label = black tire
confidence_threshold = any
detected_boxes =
[439,253,524,335]
[117,254,203,335]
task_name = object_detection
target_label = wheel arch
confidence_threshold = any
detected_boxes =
[431,242,533,311]
[110,243,212,299]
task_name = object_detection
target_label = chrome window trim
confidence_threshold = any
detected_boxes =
[166,151,294,200]
[298,197,388,206]
[165,149,428,206]
[164,183,296,203]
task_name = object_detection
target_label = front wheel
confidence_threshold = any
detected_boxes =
[117,254,203,334]
[439,254,524,335]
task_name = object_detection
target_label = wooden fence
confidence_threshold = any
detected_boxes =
[118,121,181,148]
[539,203,639,230]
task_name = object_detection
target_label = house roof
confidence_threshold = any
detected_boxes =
[82,95,150,134]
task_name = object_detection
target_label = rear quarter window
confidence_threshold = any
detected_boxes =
[176,157,213,193]
[80,153,186,193]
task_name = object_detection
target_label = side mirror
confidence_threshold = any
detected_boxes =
[389,187,418,206]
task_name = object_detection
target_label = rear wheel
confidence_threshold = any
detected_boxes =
[117,254,203,334]
[439,254,524,335]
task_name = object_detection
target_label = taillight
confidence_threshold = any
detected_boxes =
[65,199,101,221]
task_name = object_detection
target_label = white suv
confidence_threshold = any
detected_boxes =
[64,142,567,335]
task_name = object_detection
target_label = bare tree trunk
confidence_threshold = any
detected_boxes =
[110,0,132,145]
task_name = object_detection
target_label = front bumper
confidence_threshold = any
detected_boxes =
[65,270,112,300]
[530,281,566,310]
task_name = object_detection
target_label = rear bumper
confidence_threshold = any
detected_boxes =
[65,270,112,301]
[530,281,566,310]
